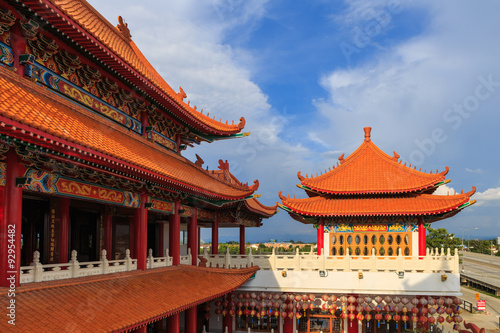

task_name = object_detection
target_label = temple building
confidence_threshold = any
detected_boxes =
[199,127,476,333]
[0,0,276,332]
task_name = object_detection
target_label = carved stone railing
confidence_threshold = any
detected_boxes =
[201,247,460,274]
[20,249,137,284]
[20,247,196,284]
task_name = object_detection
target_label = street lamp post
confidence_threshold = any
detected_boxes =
[461,227,478,251]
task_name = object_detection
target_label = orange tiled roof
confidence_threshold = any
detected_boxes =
[298,128,448,194]
[25,0,244,134]
[0,67,254,200]
[279,188,476,219]
[245,198,278,217]
[0,265,258,332]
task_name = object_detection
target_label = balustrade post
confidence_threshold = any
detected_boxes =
[225,247,231,269]
[320,250,326,271]
[424,248,431,273]
[165,249,171,266]
[148,249,154,269]
[70,250,80,278]
[187,248,192,265]
[32,251,43,283]
[101,249,109,274]
[440,247,445,256]
[125,249,132,271]
[271,247,277,270]
[247,247,253,267]
[453,249,459,273]
[370,248,376,272]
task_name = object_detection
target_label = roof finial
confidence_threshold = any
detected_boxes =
[116,16,131,41]
[363,127,371,142]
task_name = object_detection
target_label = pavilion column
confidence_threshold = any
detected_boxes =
[224,313,233,333]
[104,207,112,260]
[59,197,70,263]
[317,218,324,255]
[239,225,245,255]
[197,226,201,255]
[185,306,197,333]
[133,326,146,333]
[0,149,23,287]
[188,208,198,265]
[212,214,219,255]
[167,313,180,333]
[418,217,426,256]
[169,201,181,265]
[134,193,148,270]
[283,301,293,333]
[129,217,135,259]
[141,111,148,138]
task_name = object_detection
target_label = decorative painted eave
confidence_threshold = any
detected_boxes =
[19,0,244,136]
[0,66,254,201]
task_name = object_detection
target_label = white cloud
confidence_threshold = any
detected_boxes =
[465,168,484,174]
[474,187,500,206]
[433,184,456,196]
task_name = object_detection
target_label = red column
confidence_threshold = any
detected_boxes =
[169,201,181,265]
[317,219,324,255]
[141,112,149,138]
[176,134,181,153]
[212,214,219,254]
[0,149,23,287]
[197,226,201,255]
[134,193,148,270]
[185,307,197,333]
[418,217,426,256]
[134,326,146,333]
[283,301,293,333]
[167,313,180,333]
[188,208,198,265]
[59,197,70,263]
[11,20,26,76]
[239,225,245,255]
[104,208,112,260]
[224,313,233,333]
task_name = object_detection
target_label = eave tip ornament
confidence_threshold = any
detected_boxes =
[116,16,131,41]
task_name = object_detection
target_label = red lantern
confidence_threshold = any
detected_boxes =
[445,298,453,306]
[402,306,408,314]
[364,306,372,313]
[322,294,329,302]
[384,305,391,312]
[260,310,266,317]
[420,298,428,306]
[308,303,315,310]
[374,296,382,304]
[348,295,356,304]
[237,293,244,300]
[384,296,392,304]
[428,316,436,325]
[215,309,222,315]
[288,311,294,319]
[237,310,243,317]
[445,307,453,315]
[274,310,280,318]
[309,294,316,301]
[365,313,372,321]
[437,298,445,306]
[222,309,227,316]
[251,310,256,317]
[446,316,453,323]
[437,316,444,323]
[393,296,401,304]
[229,309,235,316]
[348,313,356,321]
[375,313,383,322]
[401,297,409,305]
[295,312,302,319]
[402,315,409,322]
[347,304,356,313]
[274,294,281,301]
[393,305,401,313]
[385,314,392,321]
[454,297,462,305]
[302,294,308,302]
[364,296,372,304]
[454,315,463,323]
[340,295,347,303]
[393,314,401,322]
[428,307,436,315]
[244,309,250,316]
[302,302,308,310]
[357,313,364,321]
[420,307,428,315]
[280,311,287,319]
[204,312,210,320]
[411,315,418,323]
[437,307,445,315]
[322,303,328,311]
[204,304,210,312]
[428,297,436,306]
[295,295,301,302]
[411,298,419,306]
[340,312,347,320]
[245,293,250,299]
[419,316,428,324]
[330,295,337,302]
[411,307,419,315]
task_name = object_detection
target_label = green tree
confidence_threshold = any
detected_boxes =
[425,227,461,255]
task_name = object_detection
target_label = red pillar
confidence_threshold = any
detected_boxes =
[167,313,180,333]
[283,303,293,333]
[59,197,70,263]
[185,307,197,333]
[418,217,426,256]
[197,226,201,255]
[11,19,27,76]
[134,325,146,333]
[0,149,23,287]
[188,208,198,265]
[169,201,181,265]
[317,218,324,255]
[104,208,112,260]
[141,112,148,138]
[239,225,245,255]
[134,193,148,270]
[212,214,219,254]
[224,313,233,333]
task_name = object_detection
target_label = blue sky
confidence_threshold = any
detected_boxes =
[88,0,500,243]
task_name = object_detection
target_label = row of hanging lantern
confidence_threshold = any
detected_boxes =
[210,293,463,330]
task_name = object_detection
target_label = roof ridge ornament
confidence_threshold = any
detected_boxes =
[297,171,304,181]
[338,153,345,164]
[392,151,400,161]
[364,127,371,142]
[116,16,131,41]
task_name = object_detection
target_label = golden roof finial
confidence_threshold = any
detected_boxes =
[116,16,131,41]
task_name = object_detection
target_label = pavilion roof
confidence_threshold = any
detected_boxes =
[297,128,448,195]
[21,0,244,136]
[0,266,258,332]
[244,198,278,217]
[279,188,476,222]
[0,67,255,200]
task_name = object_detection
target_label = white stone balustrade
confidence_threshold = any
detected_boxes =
[201,246,460,274]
